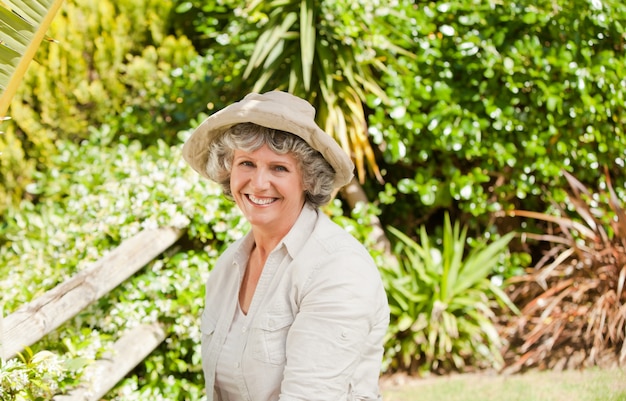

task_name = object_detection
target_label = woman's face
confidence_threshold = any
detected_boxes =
[230,144,305,233]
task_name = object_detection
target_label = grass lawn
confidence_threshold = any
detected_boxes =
[381,367,626,401]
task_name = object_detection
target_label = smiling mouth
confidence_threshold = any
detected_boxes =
[247,194,277,205]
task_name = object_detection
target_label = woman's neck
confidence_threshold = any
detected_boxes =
[250,228,284,258]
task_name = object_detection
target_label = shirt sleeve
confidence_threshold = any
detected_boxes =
[279,250,388,401]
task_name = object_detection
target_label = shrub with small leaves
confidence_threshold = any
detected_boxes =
[0,122,247,398]
[0,348,80,401]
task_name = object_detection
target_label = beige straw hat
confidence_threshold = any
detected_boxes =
[182,91,354,189]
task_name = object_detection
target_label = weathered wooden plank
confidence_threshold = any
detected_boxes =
[0,227,183,360]
[52,322,166,401]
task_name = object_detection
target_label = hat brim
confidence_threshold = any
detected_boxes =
[182,91,355,189]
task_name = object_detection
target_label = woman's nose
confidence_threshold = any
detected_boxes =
[251,168,270,189]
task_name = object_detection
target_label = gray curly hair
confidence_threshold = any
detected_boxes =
[205,122,337,207]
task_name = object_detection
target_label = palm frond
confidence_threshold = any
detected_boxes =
[298,0,314,91]
[0,0,65,117]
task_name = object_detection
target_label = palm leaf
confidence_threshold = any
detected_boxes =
[298,0,314,91]
[441,213,467,301]
[488,280,521,314]
[0,0,65,118]
[453,232,515,295]
[244,11,298,79]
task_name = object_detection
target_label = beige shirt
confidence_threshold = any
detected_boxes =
[201,204,389,401]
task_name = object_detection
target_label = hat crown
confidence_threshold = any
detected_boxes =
[243,91,316,119]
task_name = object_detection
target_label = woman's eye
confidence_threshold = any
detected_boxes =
[240,161,254,167]
[274,165,288,172]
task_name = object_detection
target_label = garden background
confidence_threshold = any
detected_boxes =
[1,0,625,399]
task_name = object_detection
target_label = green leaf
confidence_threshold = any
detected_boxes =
[299,0,314,91]
[243,11,298,79]
[0,0,65,117]
[454,232,515,295]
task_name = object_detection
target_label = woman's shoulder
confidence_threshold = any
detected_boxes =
[295,214,386,303]
[288,211,378,283]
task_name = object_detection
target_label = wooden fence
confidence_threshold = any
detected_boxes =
[1,227,184,401]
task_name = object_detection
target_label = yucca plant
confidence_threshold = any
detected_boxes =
[382,213,518,375]
[502,168,626,373]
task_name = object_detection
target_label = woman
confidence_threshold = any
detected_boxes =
[182,91,389,401]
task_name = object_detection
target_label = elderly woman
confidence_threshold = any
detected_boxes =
[182,91,389,401]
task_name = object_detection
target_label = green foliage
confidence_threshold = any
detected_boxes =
[383,213,517,374]
[0,0,214,216]
[0,124,243,311]
[0,347,84,401]
[0,123,247,398]
[169,0,255,99]
[13,0,198,141]
[367,0,626,233]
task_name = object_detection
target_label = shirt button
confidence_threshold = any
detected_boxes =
[242,326,247,333]
[234,362,240,368]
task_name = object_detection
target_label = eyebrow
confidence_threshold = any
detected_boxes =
[233,152,297,165]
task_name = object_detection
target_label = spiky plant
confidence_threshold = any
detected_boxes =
[383,213,517,375]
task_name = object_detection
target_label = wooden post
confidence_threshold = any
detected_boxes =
[1,227,183,360]
[52,322,167,401]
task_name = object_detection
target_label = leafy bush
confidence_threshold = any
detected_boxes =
[0,122,245,398]
[0,0,215,216]
[366,0,626,234]
[502,169,626,372]
[382,213,518,375]
[0,123,239,309]
[0,348,80,401]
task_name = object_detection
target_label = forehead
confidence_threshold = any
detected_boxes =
[233,145,298,164]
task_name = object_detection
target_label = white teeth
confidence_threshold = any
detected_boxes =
[248,195,276,205]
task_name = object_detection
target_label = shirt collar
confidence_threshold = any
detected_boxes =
[281,203,317,259]
[232,203,318,267]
